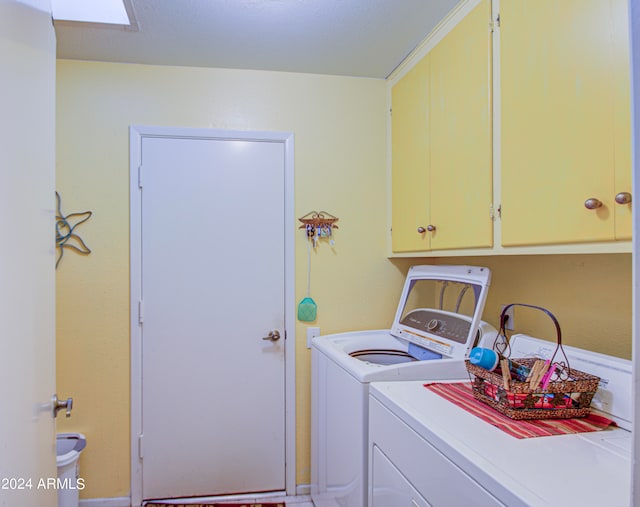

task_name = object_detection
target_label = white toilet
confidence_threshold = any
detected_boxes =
[56,433,86,507]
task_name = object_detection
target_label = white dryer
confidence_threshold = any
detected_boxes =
[368,335,633,506]
[311,265,494,507]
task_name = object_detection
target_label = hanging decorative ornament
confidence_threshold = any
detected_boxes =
[296,211,339,322]
[298,234,317,321]
[298,296,317,322]
[55,191,93,269]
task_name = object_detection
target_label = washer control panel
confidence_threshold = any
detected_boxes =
[399,309,471,345]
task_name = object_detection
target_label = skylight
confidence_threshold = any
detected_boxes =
[52,0,130,25]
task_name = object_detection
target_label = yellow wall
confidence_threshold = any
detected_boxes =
[56,60,633,501]
[55,60,410,498]
[430,254,632,358]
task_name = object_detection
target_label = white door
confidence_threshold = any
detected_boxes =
[0,1,57,506]
[133,128,292,502]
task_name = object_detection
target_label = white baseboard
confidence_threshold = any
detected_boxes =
[79,497,131,507]
[296,484,310,496]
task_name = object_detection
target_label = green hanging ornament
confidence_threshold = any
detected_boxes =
[298,296,317,322]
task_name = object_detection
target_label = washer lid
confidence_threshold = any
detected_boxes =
[390,265,491,359]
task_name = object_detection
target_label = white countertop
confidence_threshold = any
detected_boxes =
[370,380,631,507]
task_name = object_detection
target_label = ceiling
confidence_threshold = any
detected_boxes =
[53,0,461,79]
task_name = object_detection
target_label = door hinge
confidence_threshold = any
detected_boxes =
[138,434,144,459]
[138,300,144,324]
[138,165,143,188]
[490,204,502,221]
[490,13,500,32]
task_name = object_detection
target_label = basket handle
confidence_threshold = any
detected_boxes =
[497,303,568,369]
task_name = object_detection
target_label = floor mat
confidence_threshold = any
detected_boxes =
[145,503,285,507]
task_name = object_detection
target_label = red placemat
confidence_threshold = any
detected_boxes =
[424,382,615,439]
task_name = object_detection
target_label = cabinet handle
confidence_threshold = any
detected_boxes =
[615,192,632,205]
[417,227,426,234]
[584,198,603,210]
[427,225,436,232]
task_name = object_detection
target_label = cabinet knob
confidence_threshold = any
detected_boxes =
[417,227,426,234]
[427,225,436,232]
[584,198,603,210]
[615,192,632,205]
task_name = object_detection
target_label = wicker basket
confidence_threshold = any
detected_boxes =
[466,304,601,420]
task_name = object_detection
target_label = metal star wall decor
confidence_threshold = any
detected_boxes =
[55,191,92,269]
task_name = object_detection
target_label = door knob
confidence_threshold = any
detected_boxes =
[584,198,603,210]
[615,192,632,205]
[262,330,281,341]
[52,394,73,418]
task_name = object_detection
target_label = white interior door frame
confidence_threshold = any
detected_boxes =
[630,0,639,501]
[129,125,296,507]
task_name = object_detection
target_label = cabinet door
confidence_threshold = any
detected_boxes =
[391,55,430,252]
[430,0,493,250]
[501,0,617,246]
[612,0,632,240]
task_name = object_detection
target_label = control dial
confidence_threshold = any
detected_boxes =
[427,319,441,331]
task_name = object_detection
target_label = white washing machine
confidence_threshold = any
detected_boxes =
[310,265,495,507]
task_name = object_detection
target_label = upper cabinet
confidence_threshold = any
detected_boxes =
[388,0,632,256]
[391,55,430,253]
[390,0,492,253]
[500,0,632,247]
[612,0,632,241]
[430,0,493,251]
